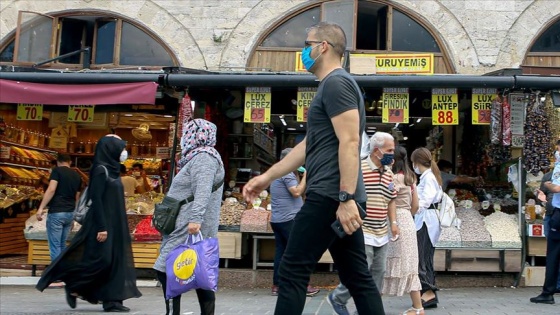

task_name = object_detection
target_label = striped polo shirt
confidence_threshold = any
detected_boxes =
[361,158,396,244]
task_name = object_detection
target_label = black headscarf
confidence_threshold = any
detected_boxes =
[90,135,125,181]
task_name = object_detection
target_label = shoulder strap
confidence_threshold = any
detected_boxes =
[99,165,109,181]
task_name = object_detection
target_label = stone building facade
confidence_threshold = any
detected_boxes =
[0,0,559,74]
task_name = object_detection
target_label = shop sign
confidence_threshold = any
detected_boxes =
[68,105,95,123]
[431,88,458,125]
[155,147,171,159]
[16,104,43,121]
[296,87,316,122]
[509,93,526,148]
[244,87,271,123]
[345,53,433,75]
[471,88,496,125]
[382,88,409,123]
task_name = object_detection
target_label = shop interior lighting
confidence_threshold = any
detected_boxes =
[299,124,304,128]
[403,136,409,140]
[287,127,296,131]
[393,123,400,129]
[416,118,422,123]
[191,101,196,111]
[123,113,133,117]
[279,115,287,126]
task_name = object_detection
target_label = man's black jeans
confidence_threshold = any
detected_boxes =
[274,192,385,315]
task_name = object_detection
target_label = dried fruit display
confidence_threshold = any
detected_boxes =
[219,198,245,226]
[483,212,521,248]
[240,209,270,233]
[456,207,492,248]
[523,96,553,175]
[436,226,461,248]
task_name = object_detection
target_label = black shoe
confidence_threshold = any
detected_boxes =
[104,304,130,312]
[422,298,438,309]
[65,289,77,309]
[530,294,555,304]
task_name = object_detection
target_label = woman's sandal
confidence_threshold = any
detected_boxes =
[403,307,425,315]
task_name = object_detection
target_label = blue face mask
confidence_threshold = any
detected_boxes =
[377,148,394,166]
[301,45,321,71]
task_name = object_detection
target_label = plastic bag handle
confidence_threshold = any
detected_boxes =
[186,232,204,245]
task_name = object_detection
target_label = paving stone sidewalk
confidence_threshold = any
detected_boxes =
[0,285,558,314]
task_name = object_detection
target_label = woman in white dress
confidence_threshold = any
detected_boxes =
[383,146,423,315]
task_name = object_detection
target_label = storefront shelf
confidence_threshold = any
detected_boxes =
[0,140,57,154]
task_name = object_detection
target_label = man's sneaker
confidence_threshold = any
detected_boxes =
[327,292,350,315]
[306,285,320,297]
[271,285,279,296]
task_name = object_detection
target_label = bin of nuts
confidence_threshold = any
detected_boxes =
[219,198,245,231]
[240,208,270,233]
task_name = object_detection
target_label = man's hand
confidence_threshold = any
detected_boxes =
[243,174,273,203]
[535,189,547,203]
[187,222,201,234]
[97,231,108,242]
[36,209,44,221]
[336,201,363,235]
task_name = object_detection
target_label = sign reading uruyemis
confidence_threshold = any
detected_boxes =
[382,88,409,123]
[17,104,43,121]
[244,87,271,123]
[431,88,458,125]
[68,105,95,122]
[471,88,496,125]
[296,87,316,122]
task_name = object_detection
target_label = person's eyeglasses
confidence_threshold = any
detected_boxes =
[304,40,335,48]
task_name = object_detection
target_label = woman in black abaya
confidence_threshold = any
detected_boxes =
[37,134,141,312]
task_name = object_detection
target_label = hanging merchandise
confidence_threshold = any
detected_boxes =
[502,98,511,146]
[177,93,193,139]
[487,143,512,167]
[460,110,489,177]
[544,94,560,146]
[490,97,502,144]
[523,94,553,175]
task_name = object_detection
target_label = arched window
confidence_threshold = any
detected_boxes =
[529,19,560,52]
[259,0,442,53]
[250,0,450,73]
[0,11,177,68]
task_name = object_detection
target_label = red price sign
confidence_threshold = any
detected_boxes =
[435,110,456,124]
[16,104,43,121]
[388,109,403,123]
[68,105,95,122]
[478,109,491,123]
[303,107,309,121]
[251,108,265,122]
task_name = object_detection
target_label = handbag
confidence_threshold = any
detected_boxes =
[152,179,224,235]
[73,165,108,224]
[165,233,219,299]
[432,192,461,228]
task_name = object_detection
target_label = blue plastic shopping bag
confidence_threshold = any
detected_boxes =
[165,233,219,299]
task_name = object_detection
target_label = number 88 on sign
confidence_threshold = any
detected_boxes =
[431,88,458,125]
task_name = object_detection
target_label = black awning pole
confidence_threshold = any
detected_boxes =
[33,47,91,68]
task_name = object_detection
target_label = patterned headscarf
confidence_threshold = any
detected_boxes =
[178,119,223,170]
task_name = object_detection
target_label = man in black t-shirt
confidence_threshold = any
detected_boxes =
[37,154,81,261]
[243,22,384,315]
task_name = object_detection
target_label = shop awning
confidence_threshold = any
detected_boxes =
[0,79,158,105]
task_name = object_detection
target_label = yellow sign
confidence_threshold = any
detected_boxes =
[471,88,496,125]
[68,105,95,122]
[431,88,458,125]
[296,87,316,122]
[346,53,434,75]
[173,249,198,280]
[244,87,271,123]
[16,104,43,121]
[382,88,409,123]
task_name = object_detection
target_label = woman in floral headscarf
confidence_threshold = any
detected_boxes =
[153,119,225,315]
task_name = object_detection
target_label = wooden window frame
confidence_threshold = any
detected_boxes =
[2,10,179,69]
[13,11,57,65]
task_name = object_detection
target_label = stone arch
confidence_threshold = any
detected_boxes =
[221,0,479,74]
[497,2,560,69]
[0,0,207,69]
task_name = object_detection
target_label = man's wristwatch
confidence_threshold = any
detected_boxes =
[338,191,355,202]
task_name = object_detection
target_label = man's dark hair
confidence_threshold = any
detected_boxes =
[307,22,347,57]
[50,159,57,167]
[57,154,71,163]
[437,159,453,171]
[132,163,144,170]
[120,164,127,174]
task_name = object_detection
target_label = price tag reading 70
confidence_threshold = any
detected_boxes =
[68,105,95,122]
[16,104,43,121]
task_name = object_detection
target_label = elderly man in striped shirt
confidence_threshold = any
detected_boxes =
[328,132,398,315]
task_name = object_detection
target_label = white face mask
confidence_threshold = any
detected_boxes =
[120,150,128,162]
[413,164,421,175]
